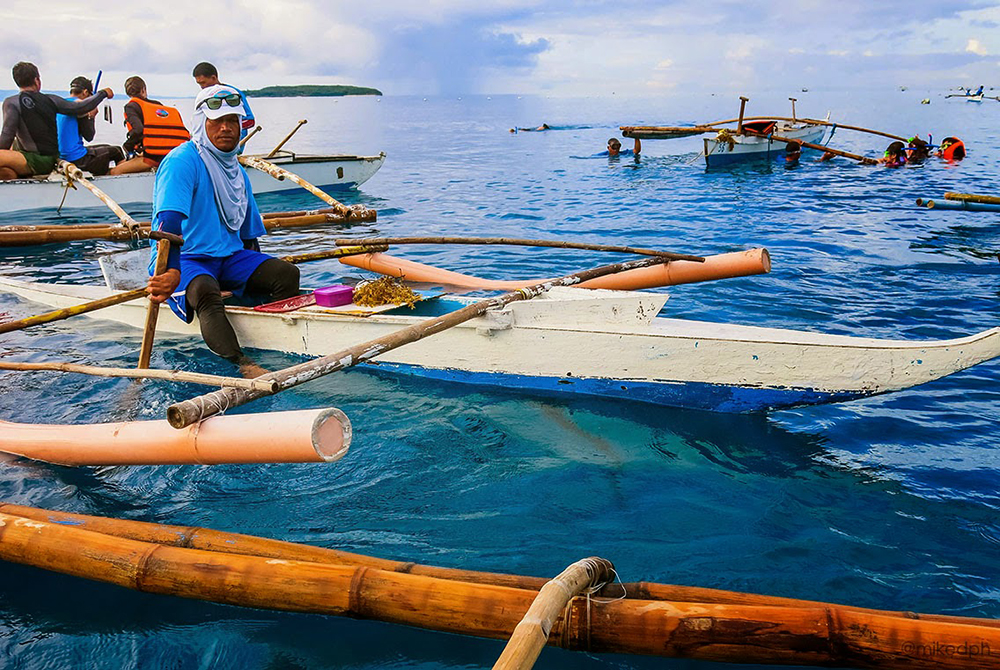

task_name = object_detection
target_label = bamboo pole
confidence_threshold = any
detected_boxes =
[239,125,262,149]
[0,288,146,335]
[622,117,907,143]
[58,160,140,230]
[923,199,1000,212]
[944,192,1000,205]
[745,130,878,165]
[240,155,370,221]
[493,557,615,670]
[3,504,997,631]
[280,244,390,264]
[331,237,705,262]
[0,207,376,248]
[265,119,307,158]
[1,510,999,669]
[138,231,182,369]
[0,360,277,391]
[166,255,676,428]
[736,96,749,134]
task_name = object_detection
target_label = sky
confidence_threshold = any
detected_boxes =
[1,1,998,97]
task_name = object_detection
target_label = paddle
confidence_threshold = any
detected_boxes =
[57,160,140,230]
[137,230,183,369]
[265,119,307,159]
[743,130,878,165]
[166,255,679,428]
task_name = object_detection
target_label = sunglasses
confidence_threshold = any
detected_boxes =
[197,93,242,111]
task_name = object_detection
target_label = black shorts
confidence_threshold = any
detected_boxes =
[72,145,125,176]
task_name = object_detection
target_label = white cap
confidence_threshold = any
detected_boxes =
[195,84,247,119]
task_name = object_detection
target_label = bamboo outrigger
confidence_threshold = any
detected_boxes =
[0,504,998,669]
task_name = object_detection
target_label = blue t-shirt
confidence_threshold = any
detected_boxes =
[151,141,265,261]
[56,96,86,161]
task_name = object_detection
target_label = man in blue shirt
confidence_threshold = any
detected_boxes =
[146,84,298,376]
[56,76,125,175]
[192,62,255,153]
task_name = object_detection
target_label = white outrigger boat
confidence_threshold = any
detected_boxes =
[1,276,998,413]
[0,150,385,216]
[702,119,827,168]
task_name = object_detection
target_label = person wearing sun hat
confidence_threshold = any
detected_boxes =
[145,84,300,377]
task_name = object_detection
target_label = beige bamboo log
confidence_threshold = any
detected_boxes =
[0,408,350,465]
[0,288,146,335]
[58,160,140,229]
[944,192,1000,205]
[340,249,769,291]
[332,236,705,262]
[0,510,998,669]
[265,119,307,158]
[3,504,997,631]
[262,206,337,219]
[744,130,879,165]
[240,154,360,218]
[0,360,277,392]
[166,255,676,428]
[493,557,615,670]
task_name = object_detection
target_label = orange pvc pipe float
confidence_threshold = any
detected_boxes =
[339,249,770,291]
[0,408,351,466]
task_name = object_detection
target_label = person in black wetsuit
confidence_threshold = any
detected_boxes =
[0,61,113,180]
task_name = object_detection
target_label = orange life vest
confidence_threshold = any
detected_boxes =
[939,137,966,161]
[126,97,190,159]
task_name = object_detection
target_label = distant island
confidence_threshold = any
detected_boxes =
[244,85,382,98]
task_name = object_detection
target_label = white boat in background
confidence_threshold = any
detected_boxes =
[703,120,827,167]
[1,276,998,413]
[0,150,385,216]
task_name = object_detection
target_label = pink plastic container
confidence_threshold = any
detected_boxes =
[314,285,354,307]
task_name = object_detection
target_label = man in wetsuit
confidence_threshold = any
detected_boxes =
[145,85,299,377]
[56,75,125,176]
[0,61,112,180]
[192,62,255,152]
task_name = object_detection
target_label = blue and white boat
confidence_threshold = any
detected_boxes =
[703,119,827,167]
[1,277,997,414]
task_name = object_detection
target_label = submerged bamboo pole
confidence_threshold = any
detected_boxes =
[3,504,997,631]
[493,557,615,670]
[0,288,146,335]
[0,509,998,669]
[331,237,705,262]
[0,360,276,391]
[166,255,677,428]
[944,192,1000,205]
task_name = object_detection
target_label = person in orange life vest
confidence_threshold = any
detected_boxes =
[113,76,190,174]
[937,137,966,161]
[192,62,255,153]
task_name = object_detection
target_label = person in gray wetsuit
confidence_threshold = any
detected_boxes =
[0,61,113,180]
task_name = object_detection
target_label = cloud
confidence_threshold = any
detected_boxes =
[966,38,988,55]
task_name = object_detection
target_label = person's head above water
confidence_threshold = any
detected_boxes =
[607,138,622,155]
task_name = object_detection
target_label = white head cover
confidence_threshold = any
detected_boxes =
[192,84,248,231]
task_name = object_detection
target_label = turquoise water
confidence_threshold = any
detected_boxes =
[2,90,1000,668]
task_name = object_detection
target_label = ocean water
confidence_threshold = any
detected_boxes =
[1,89,1000,669]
